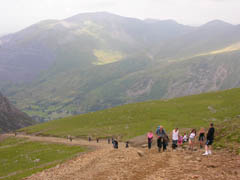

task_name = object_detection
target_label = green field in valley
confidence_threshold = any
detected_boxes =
[0,137,85,180]
[20,88,240,145]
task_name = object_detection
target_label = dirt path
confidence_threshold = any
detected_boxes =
[5,133,113,149]
[24,147,240,180]
[4,134,240,180]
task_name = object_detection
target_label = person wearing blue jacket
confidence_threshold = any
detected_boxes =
[156,126,168,152]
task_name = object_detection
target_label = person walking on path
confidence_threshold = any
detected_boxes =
[156,126,168,152]
[203,123,215,156]
[183,133,188,143]
[189,129,196,151]
[172,128,179,150]
[113,139,118,149]
[147,131,154,149]
[67,135,73,142]
[126,141,129,148]
[178,135,183,147]
[198,128,205,149]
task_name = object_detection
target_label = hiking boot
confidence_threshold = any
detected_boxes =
[202,152,208,156]
[208,150,212,155]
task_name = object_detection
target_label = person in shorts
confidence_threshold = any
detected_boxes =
[189,129,196,151]
[203,123,215,156]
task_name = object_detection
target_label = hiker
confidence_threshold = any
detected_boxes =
[67,135,72,141]
[113,139,118,149]
[203,123,215,156]
[88,136,91,142]
[172,128,179,150]
[126,141,129,148]
[178,135,183,146]
[183,133,188,143]
[156,126,168,152]
[198,128,205,149]
[147,131,154,149]
[97,138,99,143]
[189,129,196,151]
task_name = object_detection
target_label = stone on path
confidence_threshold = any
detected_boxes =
[137,150,144,157]
[141,144,148,148]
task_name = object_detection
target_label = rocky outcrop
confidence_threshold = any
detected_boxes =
[127,79,154,97]
[0,92,34,132]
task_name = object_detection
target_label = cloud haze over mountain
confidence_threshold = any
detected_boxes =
[1,0,240,34]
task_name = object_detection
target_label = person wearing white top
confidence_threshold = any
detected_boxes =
[172,128,179,149]
[189,129,196,151]
[183,133,188,143]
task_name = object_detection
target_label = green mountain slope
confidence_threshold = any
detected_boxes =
[20,88,240,144]
[8,50,240,121]
[1,12,240,121]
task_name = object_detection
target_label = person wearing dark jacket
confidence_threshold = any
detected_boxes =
[126,141,129,148]
[113,139,118,149]
[156,126,168,152]
[203,123,215,156]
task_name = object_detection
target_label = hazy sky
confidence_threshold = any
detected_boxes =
[1,0,240,34]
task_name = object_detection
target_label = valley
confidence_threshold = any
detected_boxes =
[0,12,240,121]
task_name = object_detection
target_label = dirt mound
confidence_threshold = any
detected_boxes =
[24,147,240,180]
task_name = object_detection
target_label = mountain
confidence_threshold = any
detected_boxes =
[0,12,240,121]
[0,92,35,132]
[0,12,194,85]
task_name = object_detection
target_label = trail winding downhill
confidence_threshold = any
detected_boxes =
[5,134,240,180]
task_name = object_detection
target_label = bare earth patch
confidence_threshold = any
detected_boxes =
[14,134,240,180]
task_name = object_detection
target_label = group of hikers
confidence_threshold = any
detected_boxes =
[83,123,215,156]
[148,123,215,156]
[87,136,122,149]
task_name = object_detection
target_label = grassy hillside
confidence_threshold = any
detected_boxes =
[0,137,85,180]
[20,88,240,142]
[214,117,240,154]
